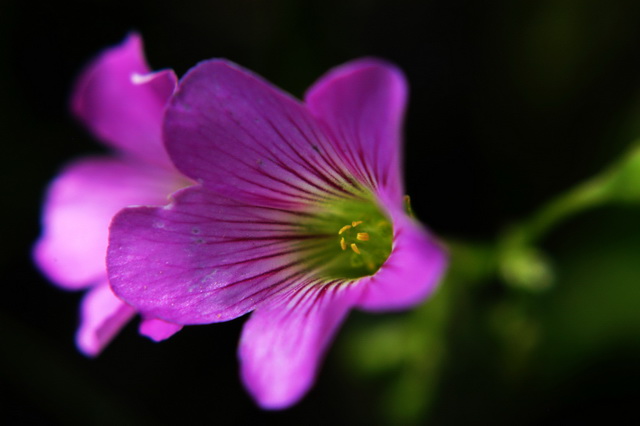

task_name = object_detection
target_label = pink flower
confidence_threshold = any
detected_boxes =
[108,59,447,407]
[34,34,187,356]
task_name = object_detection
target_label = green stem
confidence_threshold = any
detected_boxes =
[522,174,611,244]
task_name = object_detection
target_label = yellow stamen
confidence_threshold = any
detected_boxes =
[338,225,352,235]
[356,232,369,241]
[350,243,361,254]
[352,220,363,227]
[340,237,347,251]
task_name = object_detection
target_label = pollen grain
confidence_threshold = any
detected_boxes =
[340,237,347,250]
[338,225,352,235]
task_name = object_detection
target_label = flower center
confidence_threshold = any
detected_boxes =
[294,192,393,280]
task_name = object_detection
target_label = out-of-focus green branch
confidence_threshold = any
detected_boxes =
[344,142,640,425]
[497,142,640,290]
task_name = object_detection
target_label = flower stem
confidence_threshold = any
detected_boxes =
[521,174,611,244]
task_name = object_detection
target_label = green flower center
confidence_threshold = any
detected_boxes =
[295,192,393,280]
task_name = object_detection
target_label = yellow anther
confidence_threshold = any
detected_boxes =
[338,225,352,235]
[340,237,347,251]
[352,220,363,227]
[356,232,369,241]
[350,243,361,254]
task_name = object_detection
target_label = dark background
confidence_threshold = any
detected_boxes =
[3,0,640,424]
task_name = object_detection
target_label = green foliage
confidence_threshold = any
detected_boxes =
[342,140,640,425]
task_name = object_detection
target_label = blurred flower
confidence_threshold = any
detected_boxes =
[108,58,447,408]
[34,34,188,356]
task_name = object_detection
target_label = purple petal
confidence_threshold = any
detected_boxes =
[239,282,364,409]
[76,280,136,357]
[108,186,325,324]
[164,60,358,206]
[305,59,408,204]
[34,157,184,289]
[139,318,183,341]
[357,206,448,311]
[72,33,176,168]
